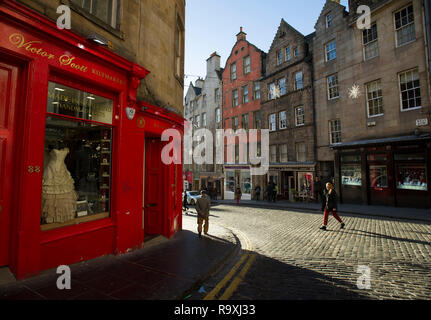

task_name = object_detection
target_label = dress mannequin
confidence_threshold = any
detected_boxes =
[42,148,77,224]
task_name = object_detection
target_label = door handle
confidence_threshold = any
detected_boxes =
[149,203,157,207]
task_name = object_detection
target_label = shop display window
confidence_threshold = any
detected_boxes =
[241,172,251,195]
[341,164,362,186]
[41,83,114,230]
[396,164,427,191]
[226,171,235,193]
[369,165,388,189]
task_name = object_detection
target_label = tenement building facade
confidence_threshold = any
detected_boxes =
[260,19,316,201]
[313,0,431,208]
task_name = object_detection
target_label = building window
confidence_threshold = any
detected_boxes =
[253,110,261,129]
[280,144,288,163]
[243,55,251,74]
[269,113,277,132]
[329,119,341,144]
[174,13,185,80]
[366,80,384,117]
[369,165,388,189]
[341,164,362,186]
[279,78,286,95]
[270,145,277,163]
[363,24,379,60]
[202,95,207,108]
[195,115,200,128]
[396,163,427,191]
[285,46,291,61]
[242,113,249,130]
[232,89,239,107]
[326,13,333,28]
[295,72,303,90]
[395,4,416,47]
[215,88,221,103]
[233,116,239,131]
[231,63,237,81]
[268,82,276,100]
[296,143,306,162]
[276,50,283,65]
[294,48,299,57]
[216,108,221,123]
[279,111,287,129]
[253,81,261,100]
[242,85,249,104]
[202,113,207,127]
[295,106,305,126]
[399,69,421,111]
[325,40,336,61]
[43,82,114,230]
[327,74,339,100]
[71,0,118,28]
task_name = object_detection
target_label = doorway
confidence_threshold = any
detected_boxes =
[0,58,20,267]
[144,138,165,235]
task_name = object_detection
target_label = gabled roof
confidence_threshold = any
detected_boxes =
[268,19,306,54]
[314,0,347,29]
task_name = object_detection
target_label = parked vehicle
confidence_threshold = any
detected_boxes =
[182,191,201,205]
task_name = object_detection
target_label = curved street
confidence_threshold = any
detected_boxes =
[186,204,431,300]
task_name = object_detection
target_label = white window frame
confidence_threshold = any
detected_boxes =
[276,50,283,65]
[253,81,260,100]
[279,111,287,130]
[329,119,341,145]
[285,46,291,61]
[269,113,277,132]
[202,112,207,127]
[295,106,305,126]
[232,89,239,107]
[242,84,249,104]
[243,55,251,74]
[195,115,201,128]
[325,40,337,61]
[231,63,237,81]
[280,144,288,163]
[366,80,384,118]
[399,68,422,112]
[296,143,307,162]
[326,13,333,28]
[327,74,339,100]
[394,4,416,48]
[295,72,303,90]
[363,23,379,61]
[268,82,276,100]
[279,78,286,96]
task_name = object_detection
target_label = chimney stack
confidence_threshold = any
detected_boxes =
[236,26,247,42]
[207,51,221,75]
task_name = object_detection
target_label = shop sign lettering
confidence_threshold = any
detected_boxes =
[9,33,55,60]
[59,54,88,72]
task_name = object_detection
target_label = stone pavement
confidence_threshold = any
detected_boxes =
[216,199,431,222]
[0,213,239,300]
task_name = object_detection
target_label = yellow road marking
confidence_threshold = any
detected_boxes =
[219,254,256,300]
[203,253,249,300]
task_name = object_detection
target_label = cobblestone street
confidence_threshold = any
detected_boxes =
[203,204,431,300]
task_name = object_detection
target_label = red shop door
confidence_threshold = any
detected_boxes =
[0,60,19,266]
[144,138,164,235]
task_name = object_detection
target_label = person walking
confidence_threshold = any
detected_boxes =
[235,187,242,205]
[183,191,189,212]
[313,177,322,203]
[254,185,261,201]
[196,190,211,238]
[320,182,345,231]
[266,182,273,202]
[273,184,278,202]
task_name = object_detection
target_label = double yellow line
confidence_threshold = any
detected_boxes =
[204,228,255,300]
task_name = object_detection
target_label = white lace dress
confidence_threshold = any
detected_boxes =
[42,148,78,224]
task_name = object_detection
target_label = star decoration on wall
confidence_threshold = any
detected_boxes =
[348,84,361,99]
[270,85,281,99]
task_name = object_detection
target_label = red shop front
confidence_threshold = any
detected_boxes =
[0,1,184,279]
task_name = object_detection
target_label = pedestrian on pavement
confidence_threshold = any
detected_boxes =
[196,190,211,238]
[254,185,261,201]
[266,182,273,202]
[235,187,242,205]
[313,177,323,203]
[320,182,345,231]
[183,191,189,212]
[273,184,278,202]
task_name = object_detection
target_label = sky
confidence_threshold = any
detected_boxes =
[184,0,349,91]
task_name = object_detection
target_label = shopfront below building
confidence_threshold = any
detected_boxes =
[334,135,431,208]
[266,163,316,201]
[0,1,183,279]
[224,166,252,200]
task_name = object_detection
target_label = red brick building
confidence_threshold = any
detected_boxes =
[222,28,266,200]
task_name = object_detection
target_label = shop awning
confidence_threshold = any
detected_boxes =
[331,133,431,149]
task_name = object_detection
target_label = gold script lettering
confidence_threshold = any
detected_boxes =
[9,33,55,60]
[59,55,88,73]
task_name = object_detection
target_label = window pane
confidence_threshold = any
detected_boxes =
[41,116,113,229]
[396,164,427,191]
[48,82,113,124]
[341,165,362,186]
[369,165,388,189]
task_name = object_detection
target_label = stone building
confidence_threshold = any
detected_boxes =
[17,0,186,115]
[313,0,431,208]
[260,19,316,201]
[222,28,266,200]
[183,52,224,197]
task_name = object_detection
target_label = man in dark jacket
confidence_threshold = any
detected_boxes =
[320,182,345,231]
